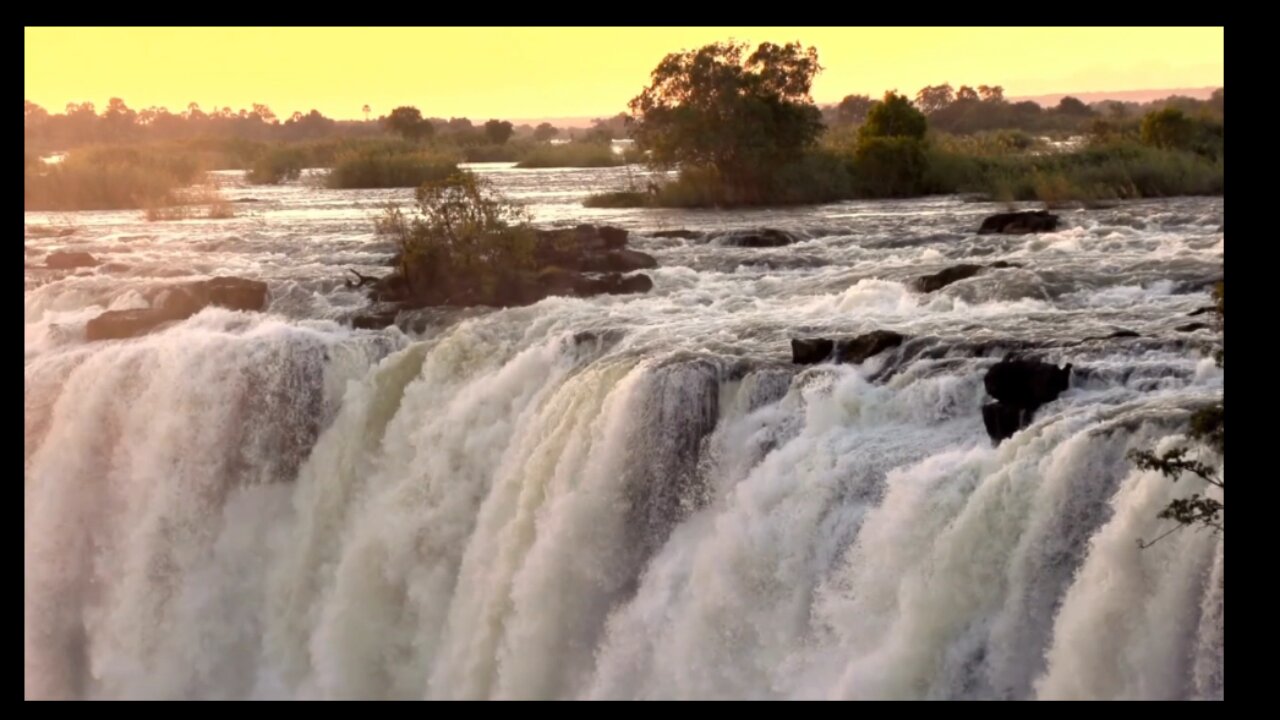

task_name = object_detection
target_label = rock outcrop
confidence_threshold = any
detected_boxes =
[792,330,908,365]
[86,277,268,341]
[981,358,1072,443]
[978,210,1059,235]
[45,251,98,269]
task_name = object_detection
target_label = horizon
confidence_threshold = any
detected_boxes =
[25,27,1224,122]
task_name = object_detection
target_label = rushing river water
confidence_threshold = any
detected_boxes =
[24,163,1224,700]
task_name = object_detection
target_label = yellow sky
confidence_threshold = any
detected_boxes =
[24,27,1223,122]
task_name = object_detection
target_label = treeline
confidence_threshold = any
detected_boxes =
[822,85,1224,136]
[23,98,632,155]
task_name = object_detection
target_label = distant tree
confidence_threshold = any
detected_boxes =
[1055,96,1093,117]
[532,122,559,141]
[483,119,514,145]
[1208,88,1224,116]
[628,40,824,193]
[833,94,874,126]
[362,104,371,122]
[860,91,928,141]
[385,106,434,142]
[251,103,277,124]
[447,117,474,133]
[1141,107,1196,150]
[915,84,954,114]
[977,85,1005,102]
[955,85,980,103]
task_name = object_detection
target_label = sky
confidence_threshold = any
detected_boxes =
[24,27,1224,123]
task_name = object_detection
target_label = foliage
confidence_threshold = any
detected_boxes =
[484,120,515,145]
[515,142,629,168]
[532,122,559,141]
[374,171,535,299]
[859,92,928,141]
[24,144,204,210]
[324,148,458,189]
[384,106,435,143]
[246,146,304,184]
[627,40,824,199]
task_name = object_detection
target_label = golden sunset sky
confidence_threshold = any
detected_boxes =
[24,27,1224,122]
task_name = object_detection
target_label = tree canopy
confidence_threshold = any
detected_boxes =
[627,40,824,191]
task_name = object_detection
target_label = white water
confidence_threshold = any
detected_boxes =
[25,165,1223,699]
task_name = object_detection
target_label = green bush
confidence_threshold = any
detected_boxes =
[247,146,304,184]
[324,148,459,189]
[24,145,205,210]
[516,143,627,168]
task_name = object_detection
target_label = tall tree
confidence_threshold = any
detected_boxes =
[915,84,954,114]
[483,119,514,145]
[385,106,433,142]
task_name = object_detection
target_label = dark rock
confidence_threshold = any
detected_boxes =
[978,210,1059,235]
[598,225,629,248]
[1176,322,1211,332]
[1188,306,1219,317]
[988,260,1024,269]
[717,228,797,248]
[984,359,1072,410]
[982,402,1026,443]
[1106,329,1141,338]
[792,338,835,364]
[45,251,98,269]
[233,197,263,203]
[351,303,402,330]
[579,248,659,273]
[575,273,653,296]
[651,229,703,239]
[85,276,268,342]
[834,330,907,364]
[916,264,985,293]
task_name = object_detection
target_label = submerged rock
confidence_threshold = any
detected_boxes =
[982,402,1026,444]
[85,276,268,341]
[45,251,98,269]
[791,338,835,364]
[1176,322,1212,332]
[978,210,1059,235]
[651,229,703,239]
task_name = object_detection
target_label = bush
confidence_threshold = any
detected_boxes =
[247,146,304,184]
[516,143,627,169]
[324,148,459,189]
[583,191,649,208]
[24,145,205,210]
[852,137,928,197]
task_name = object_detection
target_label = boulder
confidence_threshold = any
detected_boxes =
[579,248,659,273]
[792,338,835,364]
[982,402,1026,443]
[978,210,1059,235]
[716,228,797,248]
[984,359,1072,410]
[916,264,985,293]
[85,276,268,342]
[1176,322,1211,332]
[988,260,1024,269]
[45,251,98,269]
[351,303,402,330]
[651,229,703,239]
[834,330,907,364]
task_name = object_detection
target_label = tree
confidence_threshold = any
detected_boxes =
[859,92,927,141]
[251,103,277,124]
[1208,88,1224,116]
[627,40,824,196]
[1141,107,1196,150]
[385,105,433,143]
[1129,282,1223,548]
[955,85,980,103]
[915,84,954,114]
[533,122,559,141]
[833,94,874,126]
[484,119,514,145]
[1055,96,1093,117]
[977,84,1005,102]
[363,104,371,122]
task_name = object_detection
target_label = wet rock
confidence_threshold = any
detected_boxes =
[978,210,1059,235]
[981,358,1072,443]
[233,197,263,203]
[1188,306,1219,317]
[834,330,907,364]
[988,260,1024,269]
[579,248,659,273]
[86,276,268,341]
[716,228,797,247]
[985,359,1072,409]
[351,303,402,330]
[651,229,703,239]
[916,264,985,293]
[982,402,1026,443]
[792,338,835,364]
[1176,322,1212,332]
[45,251,98,269]
[574,273,654,296]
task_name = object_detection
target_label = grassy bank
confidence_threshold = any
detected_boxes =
[24,145,205,211]
[323,147,460,189]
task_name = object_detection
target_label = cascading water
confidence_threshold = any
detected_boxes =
[25,165,1223,700]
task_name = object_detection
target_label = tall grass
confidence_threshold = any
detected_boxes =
[24,145,205,211]
[516,143,629,169]
[323,148,460,189]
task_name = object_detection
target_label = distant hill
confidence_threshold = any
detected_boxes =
[1011,87,1221,107]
